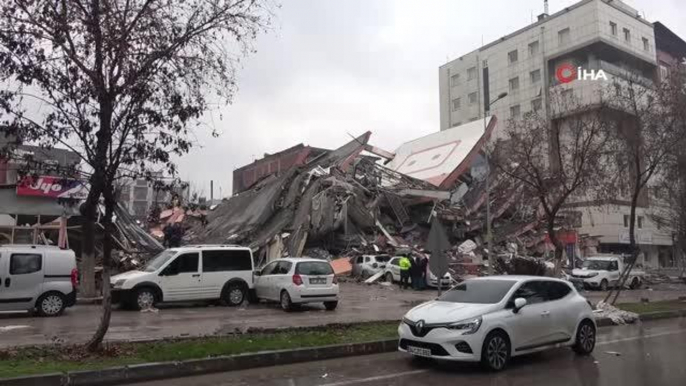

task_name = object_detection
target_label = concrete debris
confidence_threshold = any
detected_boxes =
[594,301,638,325]
[457,240,477,254]
[364,271,385,284]
[604,351,622,356]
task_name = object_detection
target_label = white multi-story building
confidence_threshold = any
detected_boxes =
[439,0,682,268]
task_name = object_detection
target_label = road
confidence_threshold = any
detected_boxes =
[0,282,683,348]
[125,317,686,386]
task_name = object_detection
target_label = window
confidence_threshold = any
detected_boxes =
[509,281,547,306]
[531,98,542,112]
[166,253,199,274]
[468,92,477,105]
[509,77,519,91]
[202,249,253,272]
[450,73,460,86]
[643,37,650,51]
[545,281,572,301]
[144,250,177,272]
[623,215,630,227]
[10,254,42,275]
[638,216,644,229]
[452,98,461,111]
[467,67,477,80]
[364,256,371,263]
[296,261,334,276]
[482,59,488,68]
[356,256,363,264]
[610,22,617,36]
[558,28,571,46]
[528,41,540,57]
[439,279,517,304]
[261,261,278,276]
[273,261,293,275]
[508,50,518,64]
[530,69,541,84]
[624,28,631,42]
[390,258,400,266]
[133,186,148,200]
[609,261,619,271]
[510,105,521,118]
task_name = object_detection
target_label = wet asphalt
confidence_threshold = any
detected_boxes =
[125,317,686,386]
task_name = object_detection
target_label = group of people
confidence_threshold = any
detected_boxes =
[398,254,428,290]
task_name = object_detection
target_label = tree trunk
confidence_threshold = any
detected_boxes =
[84,188,114,352]
[79,191,100,298]
[604,190,640,305]
[547,219,564,276]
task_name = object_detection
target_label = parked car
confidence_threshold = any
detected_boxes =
[254,258,339,311]
[383,256,452,288]
[570,255,644,291]
[351,255,390,279]
[110,245,255,310]
[0,245,78,316]
[398,276,596,371]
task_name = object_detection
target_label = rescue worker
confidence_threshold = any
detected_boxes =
[398,254,411,290]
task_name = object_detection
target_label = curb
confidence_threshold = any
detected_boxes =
[0,339,398,386]
[638,309,686,321]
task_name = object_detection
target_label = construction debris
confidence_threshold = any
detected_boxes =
[594,301,639,325]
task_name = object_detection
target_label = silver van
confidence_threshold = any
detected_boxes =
[0,245,78,316]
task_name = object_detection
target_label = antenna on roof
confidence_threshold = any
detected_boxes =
[544,0,549,15]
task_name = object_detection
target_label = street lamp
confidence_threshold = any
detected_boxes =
[484,92,507,274]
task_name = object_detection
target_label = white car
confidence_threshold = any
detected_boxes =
[398,276,596,371]
[0,245,78,316]
[351,255,390,279]
[570,256,644,291]
[383,256,452,288]
[254,258,339,311]
[111,245,255,310]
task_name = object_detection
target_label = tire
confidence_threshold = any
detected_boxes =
[133,287,157,311]
[385,272,394,283]
[481,331,511,371]
[222,283,247,307]
[599,279,608,291]
[630,277,642,290]
[247,289,260,304]
[361,271,371,280]
[573,320,596,355]
[280,290,294,312]
[324,301,338,311]
[36,292,66,317]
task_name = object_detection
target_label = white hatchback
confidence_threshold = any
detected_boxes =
[398,276,596,371]
[254,258,339,311]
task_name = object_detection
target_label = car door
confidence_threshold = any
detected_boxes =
[272,261,293,296]
[505,280,555,352]
[158,252,202,301]
[389,258,401,280]
[0,252,43,311]
[255,261,278,300]
[543,281,576,342]
[608,260,621,286]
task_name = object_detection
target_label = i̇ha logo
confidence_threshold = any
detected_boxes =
[556,62,608,83]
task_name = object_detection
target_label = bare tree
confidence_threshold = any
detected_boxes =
[602,71,684,304]
[493,91,611,274]
[0,0,271,350]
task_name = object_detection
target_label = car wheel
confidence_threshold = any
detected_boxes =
[481,331,510,371]
[280,290,294,312]
[324,301,338,311]
[573,320,596,355]
[600,279,608,291]
[134,287,157,311]
[222,283,246,307]
[630,277,641,290]
[385,272,394,283]
[36,292,66,317]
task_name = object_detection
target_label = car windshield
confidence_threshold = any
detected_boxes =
[375,255,391,263]
[439,279,516,304]
[582,260,613,270]
[296,261,333,275]
[143,250,177,272]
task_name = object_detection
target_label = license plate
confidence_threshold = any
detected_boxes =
[309,277,327,284]
[407,346,432,357]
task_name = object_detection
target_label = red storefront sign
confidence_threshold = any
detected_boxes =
[17,176,88,199]
[545,231,578,245]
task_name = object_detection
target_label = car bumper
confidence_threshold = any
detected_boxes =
[290,286,339,303]
[397,322,485,362]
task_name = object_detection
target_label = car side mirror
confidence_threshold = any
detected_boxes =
[513,298,527,313]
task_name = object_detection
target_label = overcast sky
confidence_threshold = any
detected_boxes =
[177,0,686,198]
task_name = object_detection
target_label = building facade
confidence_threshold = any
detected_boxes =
[118,175,190,220]
[439,0,684,268]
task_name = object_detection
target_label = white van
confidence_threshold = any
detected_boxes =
[111,245,255,310]
[0,245,78,316]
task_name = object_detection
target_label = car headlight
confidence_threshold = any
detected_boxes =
[113,279,127,288]
[587,272,599,278]
[446,316,482,335]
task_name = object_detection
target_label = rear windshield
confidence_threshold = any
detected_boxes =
[439,279,516,304]
[374,255,391,262]
[296,261,334,276]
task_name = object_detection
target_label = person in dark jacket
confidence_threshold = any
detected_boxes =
[410,256,421,290]
[419,256,428,290]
